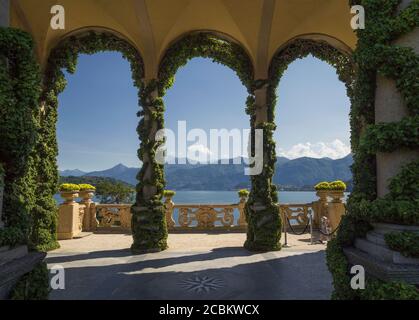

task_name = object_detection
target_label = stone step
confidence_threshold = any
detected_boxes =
[355,237,419,265]
[0,251,46,299]
[354,238,394,262]
[372,223,419,236]
[366,231,387,246]
[0,246,28,267]
[344,246,419,285]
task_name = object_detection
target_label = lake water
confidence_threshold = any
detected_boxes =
[55,191,349,205]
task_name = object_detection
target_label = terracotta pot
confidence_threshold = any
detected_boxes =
[329,190,344,203]
[60,191,79,204]
[79,190,95,202]
[316,190,329,202]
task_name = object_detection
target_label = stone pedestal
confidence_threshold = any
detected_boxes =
[313,191,328,227]
[79,190,95,231]
[238,196,248,228]
[57,192,82,240]
[164,196,176,229]
[327,191,345,232]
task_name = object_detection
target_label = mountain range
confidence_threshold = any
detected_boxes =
[60,154,353,191]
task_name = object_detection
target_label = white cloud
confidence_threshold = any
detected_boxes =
[187,144,213,162]
[278,139,351,160]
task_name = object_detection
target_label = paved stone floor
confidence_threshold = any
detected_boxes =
[46,232,333,300]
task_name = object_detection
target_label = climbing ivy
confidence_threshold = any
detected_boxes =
[327,0,419,300]
[131,79,168,253]
[139,32,270,251]
[40,31,145,252]
[0,28,40,248]
[264,39,356,251]
[9,261,50,300]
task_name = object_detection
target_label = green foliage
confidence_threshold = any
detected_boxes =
[263,37,356,252]
[326,238,358,300]
[388,160,419,201]
[163,190,176,197]
[40,31,144,252]
[79,184,96,191]
[131,80,167,253]
[360,116,419,154]
[0,27,41,249]
[59,183,80,192]
[10,262,50,300]
[361,279,419,300]
[132,32,257,253]
[315,182,331,190]
[0,162,4,188]
[327,0,419,300]
[158,32,254,95]
[330,180,347,191]
[385,231,419,258]
[95,180,134,204]
[238,189,250,197]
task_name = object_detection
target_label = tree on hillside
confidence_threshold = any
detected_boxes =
[95,180,135,204]
[59,176,135,203]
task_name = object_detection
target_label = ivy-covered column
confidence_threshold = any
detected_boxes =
[245,81,282,252]
[131,79,168,253]
[326,0,419,300]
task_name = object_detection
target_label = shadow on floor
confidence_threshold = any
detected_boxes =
[46,247,332,300]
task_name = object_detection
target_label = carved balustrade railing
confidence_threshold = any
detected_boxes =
[72,190,344,232]
[92,203,132,231]
[278,203,315,230]
[169,204,244,230]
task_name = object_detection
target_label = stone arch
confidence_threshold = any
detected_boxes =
[268,35,356,123]
[131,31,256,253]
[31,29,145,251]
[158,30,255,93]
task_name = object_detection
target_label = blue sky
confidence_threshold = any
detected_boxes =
[57,52,350,171]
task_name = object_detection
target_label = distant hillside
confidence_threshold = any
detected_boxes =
[60,169,86,177]
[59,154,353,191]
[59,175,134,187]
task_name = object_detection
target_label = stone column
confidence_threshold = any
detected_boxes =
[0,0,10,27]
[375,0,419,197]
[131,79,168,253]
[245,81,282,251]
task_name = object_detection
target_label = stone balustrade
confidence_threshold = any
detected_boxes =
[56,189,346,237]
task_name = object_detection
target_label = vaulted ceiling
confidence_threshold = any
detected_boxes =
[11,0,357,78]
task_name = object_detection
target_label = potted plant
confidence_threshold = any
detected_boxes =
[328,180,346,203]
[163,189,176,200]
[238,189,250,201]
[59,183,80,204]
[79,184,96,203]
[314,181,330,202]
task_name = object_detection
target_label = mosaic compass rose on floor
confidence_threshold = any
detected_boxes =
[179,275,225,293]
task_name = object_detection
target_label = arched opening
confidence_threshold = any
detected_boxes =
[162,56,250,230]
[131,32,256,252]
[274,54,352,199]
[34,30,145,251]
